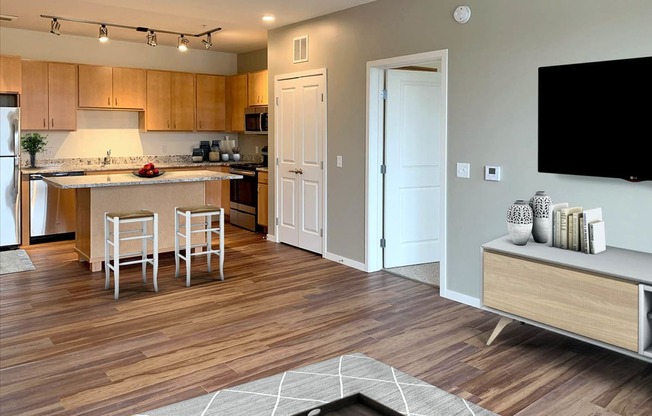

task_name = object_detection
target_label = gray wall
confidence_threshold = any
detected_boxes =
[267,0,652,299]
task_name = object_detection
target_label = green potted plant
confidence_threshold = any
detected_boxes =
[20,133,48,168]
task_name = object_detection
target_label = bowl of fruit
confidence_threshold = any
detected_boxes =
[133,162,164,178]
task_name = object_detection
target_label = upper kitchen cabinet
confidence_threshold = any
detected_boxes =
[247,69,268,106]
[226,74,247,132]
[21,61,77,131]
[142,70,195,131]
[0,55,22,93]
[78,65,146,109]
[196,74,225,131]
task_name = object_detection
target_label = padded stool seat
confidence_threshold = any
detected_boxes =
[104,209,159,299]
[174,205,224,287]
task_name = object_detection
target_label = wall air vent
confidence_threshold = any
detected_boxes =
[0,14,18,22]
[293,35,309,63]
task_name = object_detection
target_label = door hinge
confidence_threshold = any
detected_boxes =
[321,161,324,169]
[276,97,279,105]
[381,89,388,100]
[275,217,279,226]
[276,157,279,166]
[321,93,324,102]
[380,238,386,248]
[320,229,323,237]
[380,164,386,174]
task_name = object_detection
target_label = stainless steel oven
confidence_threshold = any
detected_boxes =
[229,164,260,231]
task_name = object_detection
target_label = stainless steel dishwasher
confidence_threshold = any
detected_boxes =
[29,171,85,244]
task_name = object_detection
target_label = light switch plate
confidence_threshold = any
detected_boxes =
[456,162,470,178]
[336,155,343,168]
[485,165,501,181]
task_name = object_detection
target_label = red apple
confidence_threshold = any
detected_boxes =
[146,169,154,176]
[138,168,146,175]
[144,163,154,170]
[153,168,159,175]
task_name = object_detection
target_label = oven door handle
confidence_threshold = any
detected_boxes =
[229,169,256,177]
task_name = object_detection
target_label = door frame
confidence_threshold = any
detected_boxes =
[365,50,448,293]
[273,67,328,254]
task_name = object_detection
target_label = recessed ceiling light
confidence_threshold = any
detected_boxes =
[262,15,275,22]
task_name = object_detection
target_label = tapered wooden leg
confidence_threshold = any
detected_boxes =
[486,316,513,345]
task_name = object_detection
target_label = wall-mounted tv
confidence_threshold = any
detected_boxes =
[538,56,652,182]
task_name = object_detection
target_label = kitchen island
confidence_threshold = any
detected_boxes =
[44,170,242,272]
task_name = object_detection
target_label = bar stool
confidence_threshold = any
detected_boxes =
[104,210,159,300]
[174,205,224,287]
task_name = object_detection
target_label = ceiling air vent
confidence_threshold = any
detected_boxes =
[293,35,309,63]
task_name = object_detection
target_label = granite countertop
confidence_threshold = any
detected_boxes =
[42,170,243,189]
[20,155,261,175]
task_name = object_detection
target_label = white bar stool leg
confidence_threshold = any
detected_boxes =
[153,213,159,293]
[104,213,110,290]
[113,217,120,300]
[174,207,180,278]
[206,212,212,274]
[185,210,191,287]
[141,217,147,283]
[219,208,224,281]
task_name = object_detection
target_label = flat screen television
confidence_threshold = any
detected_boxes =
[538,56,652,182]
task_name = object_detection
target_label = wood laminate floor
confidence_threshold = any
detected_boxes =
[0,224,650,416]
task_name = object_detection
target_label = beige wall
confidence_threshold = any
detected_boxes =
[1,27,239,159]
[237,48,267,74]
[268,0,652,299]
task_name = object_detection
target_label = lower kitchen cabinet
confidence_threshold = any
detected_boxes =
[257,171,268,227]
[204,166,230,217]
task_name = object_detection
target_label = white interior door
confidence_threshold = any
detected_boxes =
[277,73,325,254]
[384,69,442,268]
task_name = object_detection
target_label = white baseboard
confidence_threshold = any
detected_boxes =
[323,251,367,271]
[440,288,481,308]
[266,233,277,242]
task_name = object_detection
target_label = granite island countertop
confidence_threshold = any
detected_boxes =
[20,155,262,175]
[43,170,243,189]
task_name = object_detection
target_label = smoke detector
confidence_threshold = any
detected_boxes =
[453,6,471,24]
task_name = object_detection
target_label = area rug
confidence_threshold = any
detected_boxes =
[385,262,440,287]
[137,353,497,416]
[0,249,36,275]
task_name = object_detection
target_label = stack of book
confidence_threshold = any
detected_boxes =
[549,204,606,254]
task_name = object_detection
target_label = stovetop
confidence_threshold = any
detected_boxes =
[231,163,267,171]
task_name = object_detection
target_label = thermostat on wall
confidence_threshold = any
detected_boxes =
[485,165,501,181]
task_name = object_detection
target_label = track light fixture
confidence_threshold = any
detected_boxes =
[202,33,212,49]
[146,30,157,47]
[50,18,60,36]
[99,24,108,42]
[40,14,220,51]
[177,35,189,51]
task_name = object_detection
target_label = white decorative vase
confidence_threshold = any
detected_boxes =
[506,200,533,246]
[529,191,552,243]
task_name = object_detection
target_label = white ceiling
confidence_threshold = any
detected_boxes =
[0,0,376,54]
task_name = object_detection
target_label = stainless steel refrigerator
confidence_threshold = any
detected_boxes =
[0,94,21,249]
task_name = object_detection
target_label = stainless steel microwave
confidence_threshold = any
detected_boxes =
[244,106,268,135]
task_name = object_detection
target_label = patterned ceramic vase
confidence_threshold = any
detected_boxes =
[506,200,533,245]
[529,191,552,243]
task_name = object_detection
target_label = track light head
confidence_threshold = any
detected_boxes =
[177,35,189,51]
[99,24,108,42]
[202,33,212,49]
[146,30,157,47]
[50,18,60,36]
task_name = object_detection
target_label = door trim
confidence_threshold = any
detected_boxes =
[365,50,449,294]
[273,67,328,254]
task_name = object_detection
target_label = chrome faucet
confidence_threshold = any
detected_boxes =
[103,149,112,165]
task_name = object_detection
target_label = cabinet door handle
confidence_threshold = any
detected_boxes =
[108,97,111,106]
[51,118,54,128]
[199,121,202,129]
[167,120,170,129]
[43,118,46,128]
[115,98,118,106]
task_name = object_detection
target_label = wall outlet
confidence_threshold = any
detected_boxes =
[456,162,470,178]
[336,155,343,168]
[161,145,168,155]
